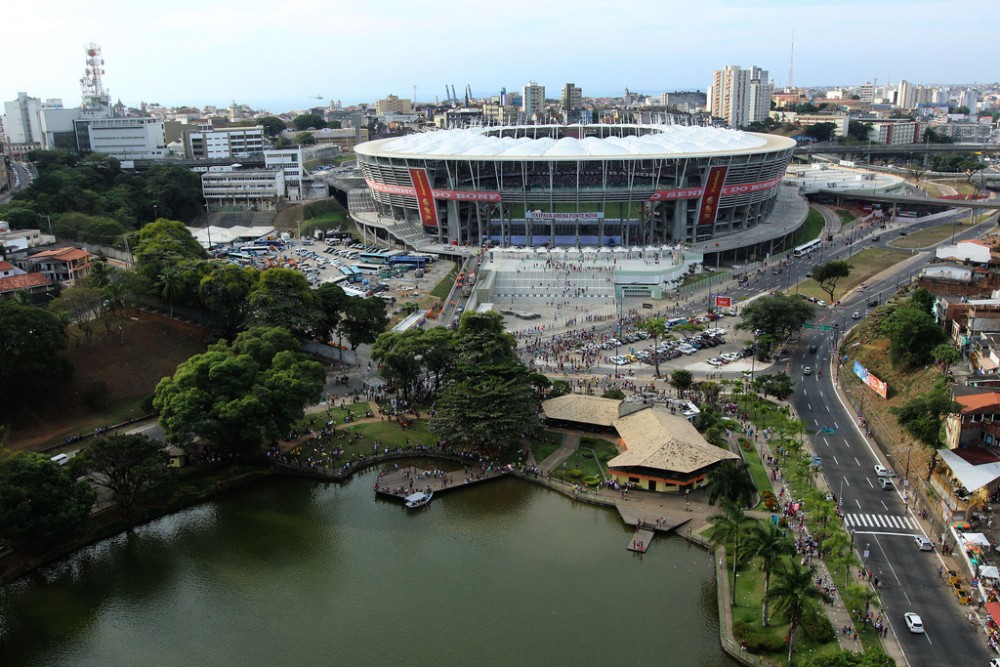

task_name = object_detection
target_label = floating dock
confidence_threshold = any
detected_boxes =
[628,529,655,552]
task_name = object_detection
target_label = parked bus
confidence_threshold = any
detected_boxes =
[792,239,822,258]
[389,255,428,269]
[355,263,383,274]
[339,266,363,283]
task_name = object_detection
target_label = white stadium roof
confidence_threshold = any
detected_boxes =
[364,125,787,160]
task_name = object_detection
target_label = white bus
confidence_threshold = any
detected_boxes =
[792,239,822,258]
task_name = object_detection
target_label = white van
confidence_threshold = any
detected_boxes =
[50,453,70,466]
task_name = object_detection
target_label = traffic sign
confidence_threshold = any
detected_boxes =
[802,323,815,329]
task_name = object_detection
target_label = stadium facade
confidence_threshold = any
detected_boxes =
[354,124,797,248]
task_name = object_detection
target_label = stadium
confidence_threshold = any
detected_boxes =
[353,124,798,251]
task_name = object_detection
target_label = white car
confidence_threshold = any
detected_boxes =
[914,536,934,551]
[904,612,924,634]
[874,465,895,478]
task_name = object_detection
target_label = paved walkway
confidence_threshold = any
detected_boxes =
[537,432,580,475]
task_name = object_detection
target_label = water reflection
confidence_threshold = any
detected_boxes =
[0,473,736,666]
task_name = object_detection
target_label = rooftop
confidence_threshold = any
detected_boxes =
[359,124,795,160]
[609,407,739,474]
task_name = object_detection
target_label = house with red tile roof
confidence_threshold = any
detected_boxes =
[16,246,92,287]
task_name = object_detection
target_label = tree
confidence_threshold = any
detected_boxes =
[931,343,960,371]
[49,286,103,342]
[143,164,204,222]
[738,295,814,348]
[0,300,72,406]
[766,559,825,666]
[891,382,959,479]
[259,116,288,138]
[706,460,756,507]
[669,369,694,396]
[133,219,207,285]
[296,132,316,146]
[708,499,753,604]
[75,434,168,517]
[158,267,185,318]
[641,317,668,377]
[430,312,541,451]
[293,114,326,131]
[755,372,795,401]
[802,122,837,143]
[372,330,425,400]
[246,268,317,336]
[420,326,456,392]
[153,327,325,456]
[0,453,96,549]
[812,260,851,304]
[880,305,946,368]
[909,287,935,315]
[803,649,895,667]
[845,121,872,143]
[903,162,929,184]
[744,520,796,626]
[340,297,389,350]
[198,263,257,339]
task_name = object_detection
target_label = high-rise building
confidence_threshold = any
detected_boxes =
[858,83,876,104]
[959,88,979,112]
[896,80,914,110]
[522,81,545,120]
[2,92,42,145]
[562,83,582,113]
[708,65,770,128]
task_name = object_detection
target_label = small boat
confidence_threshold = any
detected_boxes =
[404,491,433,509]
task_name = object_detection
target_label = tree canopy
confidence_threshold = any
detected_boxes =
[738,295,815,348]
[0,300,72,406]
[293,114,326,131]
[429,313,544,451]
[880,305,946,368]
[75,434,169,515]
[132,219,208,285]
[0,452,96,549]
[259,116,288,138]
[153,327,325,456]
[812,260,851,303]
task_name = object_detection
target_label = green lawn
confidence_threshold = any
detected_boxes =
[888,221,965,249]
[795,208,826,245]
[552,436,617,483]
[836,209,856,226]
[430,268,459,300]
[790,247,910,302]
[529,431,563,464]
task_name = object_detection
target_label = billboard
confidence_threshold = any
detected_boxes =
[366,179,502,203]
[648,175,781,202]
[715,296,732,308]
[696,166,729,226]
[408,168,439,227]
[853,360,888,399]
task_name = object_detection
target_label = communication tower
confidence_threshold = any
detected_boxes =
[80,42,110,111]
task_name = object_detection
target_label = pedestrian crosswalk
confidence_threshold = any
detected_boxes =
[843,513,917,531]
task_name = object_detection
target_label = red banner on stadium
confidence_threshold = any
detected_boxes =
[647,175,782,202]
[409,168,439,227]
[715,296,732,308]
[696,166,728,226]
[366,179,503,203]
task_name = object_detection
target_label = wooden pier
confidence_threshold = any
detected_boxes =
[373,462,511,502]
[628,529,655,552]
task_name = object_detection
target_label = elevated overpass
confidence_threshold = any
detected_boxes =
[813,189,1000,211]
[794,142,999,157]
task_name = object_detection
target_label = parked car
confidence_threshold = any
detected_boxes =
[874,465,895,477]
[878,477,894,490]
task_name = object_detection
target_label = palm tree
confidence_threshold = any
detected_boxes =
[708,498,753,605]
[766,559,825,666]
[744,521,795,626]
[158,268,184,318]
[706,460,756,507]
[641,317,667,378]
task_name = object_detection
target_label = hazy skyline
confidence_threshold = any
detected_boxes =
[5,0,997,113]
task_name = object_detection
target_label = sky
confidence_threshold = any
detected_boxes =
[4,0,997,114]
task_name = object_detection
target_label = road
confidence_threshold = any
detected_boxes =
[776,219,995,666]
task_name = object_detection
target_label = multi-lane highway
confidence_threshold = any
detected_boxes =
[768,214,996,666]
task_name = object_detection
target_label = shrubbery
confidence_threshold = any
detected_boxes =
[732,620,786,652]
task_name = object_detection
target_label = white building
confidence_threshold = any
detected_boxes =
[186,125,265,159]
[201,168,286,211]
[709,65,771,128]
[867,120,922,145]
[264,148,303,200]
[2,92,43,149]
[85,117,167,159]
[896,80,915,110]
[769,111,850,137]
